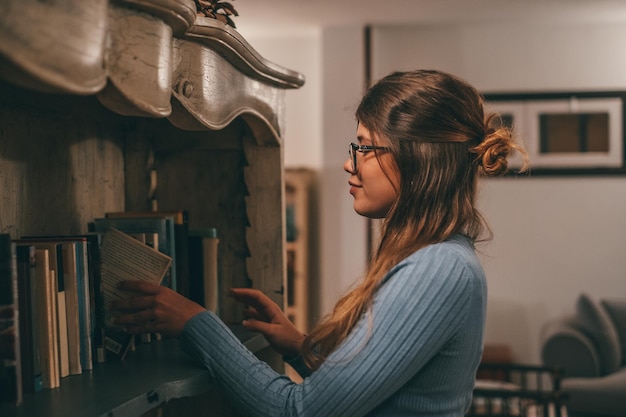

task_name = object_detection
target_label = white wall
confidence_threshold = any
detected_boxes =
[370,22,626,92]
[371,21,626,363]
[236,27,323,169]
[319,27,369,316]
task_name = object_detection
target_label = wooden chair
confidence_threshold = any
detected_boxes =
[467,363,568,417]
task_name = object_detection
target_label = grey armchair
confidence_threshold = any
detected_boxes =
[540,294,626,417]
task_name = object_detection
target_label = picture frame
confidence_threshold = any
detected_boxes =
[483,91,626,175]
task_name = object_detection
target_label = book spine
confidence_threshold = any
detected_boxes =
[165,218,177,293]
[0,235,22,406]
[202,230,220,314]
[84,235,105,364]
[16,245,42,393]
[54,247,70,379]
[29,249,43,393]
[188,228,220,313]
[187,236,203,306]
[61,243,82,375]
[34,249,60,389]
[75,241,93,371]
[83,238,99,365]
[47,269,60,387]
[56,290,69,379]
[174,217,189,298]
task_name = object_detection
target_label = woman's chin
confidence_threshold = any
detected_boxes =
[353,205,387,219]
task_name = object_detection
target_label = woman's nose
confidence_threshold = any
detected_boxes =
[343,157,355,174]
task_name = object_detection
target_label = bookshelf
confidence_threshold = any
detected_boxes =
[0,0,303,415]
[284,169,318,384]
[284,168,318,333]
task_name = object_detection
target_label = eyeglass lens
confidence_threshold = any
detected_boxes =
[349,143,357,172]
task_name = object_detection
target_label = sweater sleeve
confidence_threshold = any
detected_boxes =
[181,239,484,417]
[284,355,312,378]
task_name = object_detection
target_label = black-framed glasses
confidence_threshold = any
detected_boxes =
[348,142,390,172]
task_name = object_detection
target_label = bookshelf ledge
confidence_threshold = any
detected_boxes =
[1,327,267,417]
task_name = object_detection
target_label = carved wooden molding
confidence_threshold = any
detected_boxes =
[0,0,304,139]
[115,0,197,36]
[0,0,109,94]
[183,18,305,89]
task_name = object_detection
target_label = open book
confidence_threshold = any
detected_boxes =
[100,228,171,359]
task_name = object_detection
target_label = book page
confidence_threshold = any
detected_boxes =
[100,228,171,328]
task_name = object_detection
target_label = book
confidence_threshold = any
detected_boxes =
[72,238,93,371]
[47,243,69,379]
[92,217,176,291]
[56,280,69,379]
[105,211,189,298]
[60,242,82,375]
[33,249,60,389]
[99,228,171,360]
[79,233,104,365]
[43,243,69,379]
[0,234,22,406]
[14,245,42,394]
[188,228,220,313]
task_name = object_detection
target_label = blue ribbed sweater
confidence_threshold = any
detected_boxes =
[181,234,487,416]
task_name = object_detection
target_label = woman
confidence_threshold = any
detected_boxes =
[111,69,527,416]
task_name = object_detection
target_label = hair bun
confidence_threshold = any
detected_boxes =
[472,121,528,176]
[477,133,511,176]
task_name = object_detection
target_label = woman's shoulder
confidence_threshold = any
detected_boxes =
[386,234,484,288]
[377,234,486,317]
[411,234,477,265]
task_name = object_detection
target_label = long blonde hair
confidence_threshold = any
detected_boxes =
[301,70,527,370]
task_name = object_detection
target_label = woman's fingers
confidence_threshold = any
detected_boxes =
[241,318,274,334]
[112,307,153,326]
[229,288,305,357]
[229,288,282,317]
[110,280,162,310]
[116,317,162,335]
[108,280,206,337]
[229,287,267,304]
[117,280,162,294]
[242,306,266,321]
[110,294,154,311]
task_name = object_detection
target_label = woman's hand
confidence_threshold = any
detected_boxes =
[229,288,305,358]
[110,280,206,337]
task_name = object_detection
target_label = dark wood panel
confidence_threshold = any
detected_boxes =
[0,81,126,238]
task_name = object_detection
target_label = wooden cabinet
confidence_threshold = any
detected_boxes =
[0,0,303,415]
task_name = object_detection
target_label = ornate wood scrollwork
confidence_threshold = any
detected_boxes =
[0,0,305,140]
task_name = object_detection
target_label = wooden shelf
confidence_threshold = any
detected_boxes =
[1,327,267,417]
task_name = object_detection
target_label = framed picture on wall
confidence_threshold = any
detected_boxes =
[484,91,626,175]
